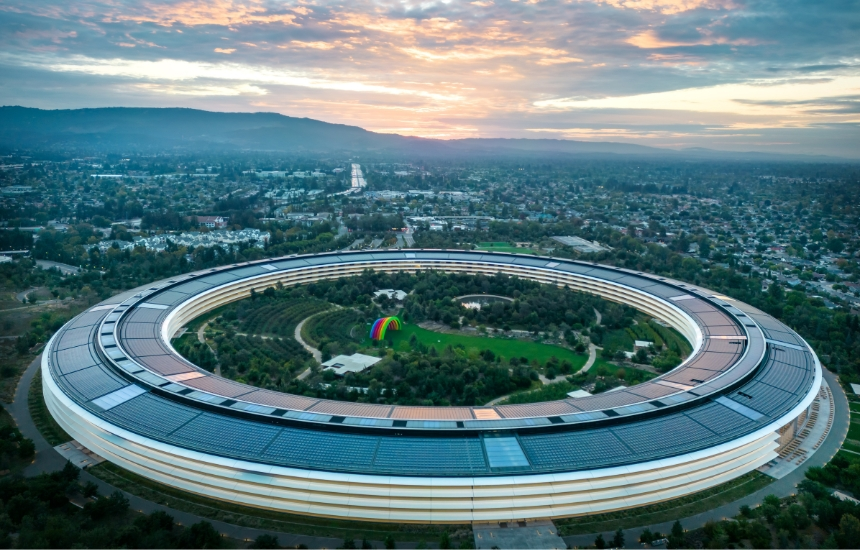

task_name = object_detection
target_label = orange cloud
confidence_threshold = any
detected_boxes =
[402,46,572,63]
[285,40,337,50]
[627,29,756,48]
[113,0,299,27]
[330,13,463,39]
[598,0,738,15]
[536,56,584,65]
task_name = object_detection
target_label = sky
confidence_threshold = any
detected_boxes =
[1,0,859,157]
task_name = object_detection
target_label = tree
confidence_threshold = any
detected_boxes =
[639,528,654,544]
[667,520,686,549]
[612,528,624,548]
[18,437,35,459]
[178,521,223,549]
[250,534,281,549]
[594,533,606,549]
[82,480,99,498]
[439,531,451,549]
[837,514,860,549]
[827,237,844,254]
[384,534,396,549]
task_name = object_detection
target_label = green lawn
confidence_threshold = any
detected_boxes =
[849,402,860,414]
[848,420,860,441]
[842,440,860,454]
[387,324,588,367]
[475,242,537,255]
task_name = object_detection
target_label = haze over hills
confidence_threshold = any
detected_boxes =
[0,106,844,161]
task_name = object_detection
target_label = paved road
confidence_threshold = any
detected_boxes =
[15,287,37,303]
[8,355,68,475]
[8,355,426,548]
[562,367,850,548]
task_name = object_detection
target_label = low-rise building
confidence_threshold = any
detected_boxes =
[322,353,382,376]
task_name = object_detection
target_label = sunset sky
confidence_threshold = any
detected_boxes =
[1,0,858,156]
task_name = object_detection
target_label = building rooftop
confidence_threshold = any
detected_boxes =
[322,353,382,376]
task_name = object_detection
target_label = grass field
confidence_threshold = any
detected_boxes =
[475,242,537,255]
[848,420,860,441]
[387,323,588,367]
[842,440,860,454]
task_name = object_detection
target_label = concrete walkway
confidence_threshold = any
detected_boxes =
[579,344,598,373]
[196,322,222,376]
[293,313,326,381]
[561,367,850,548]
[8,355,427,549]
[294,314,323,363]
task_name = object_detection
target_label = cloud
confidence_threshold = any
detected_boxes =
[111,0,299,27]
[597,0,738,15]
[627,29,757,49]
[133,82,267,95]
[536,56,584,65]
[401,46,573,63]
[0,0,859,155]
[535,76,860,117]
[285,40,337,50]
[4,52,464,101]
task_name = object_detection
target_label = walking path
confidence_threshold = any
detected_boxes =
[294,314,323,363]
[579,344,598,373]
[15,287,37,303]
[293,312,328,380]
[561,367,850,548]
[196,322,221,376]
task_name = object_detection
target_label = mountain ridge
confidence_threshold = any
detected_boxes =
[0,106,844,162]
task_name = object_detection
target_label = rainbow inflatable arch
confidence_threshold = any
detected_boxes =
[370,316,401,340]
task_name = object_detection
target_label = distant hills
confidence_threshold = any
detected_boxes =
[0,106,842,161]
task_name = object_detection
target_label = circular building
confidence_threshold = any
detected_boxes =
[42,250,821,523]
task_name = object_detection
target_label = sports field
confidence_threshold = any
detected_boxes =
[387,323,588,368]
